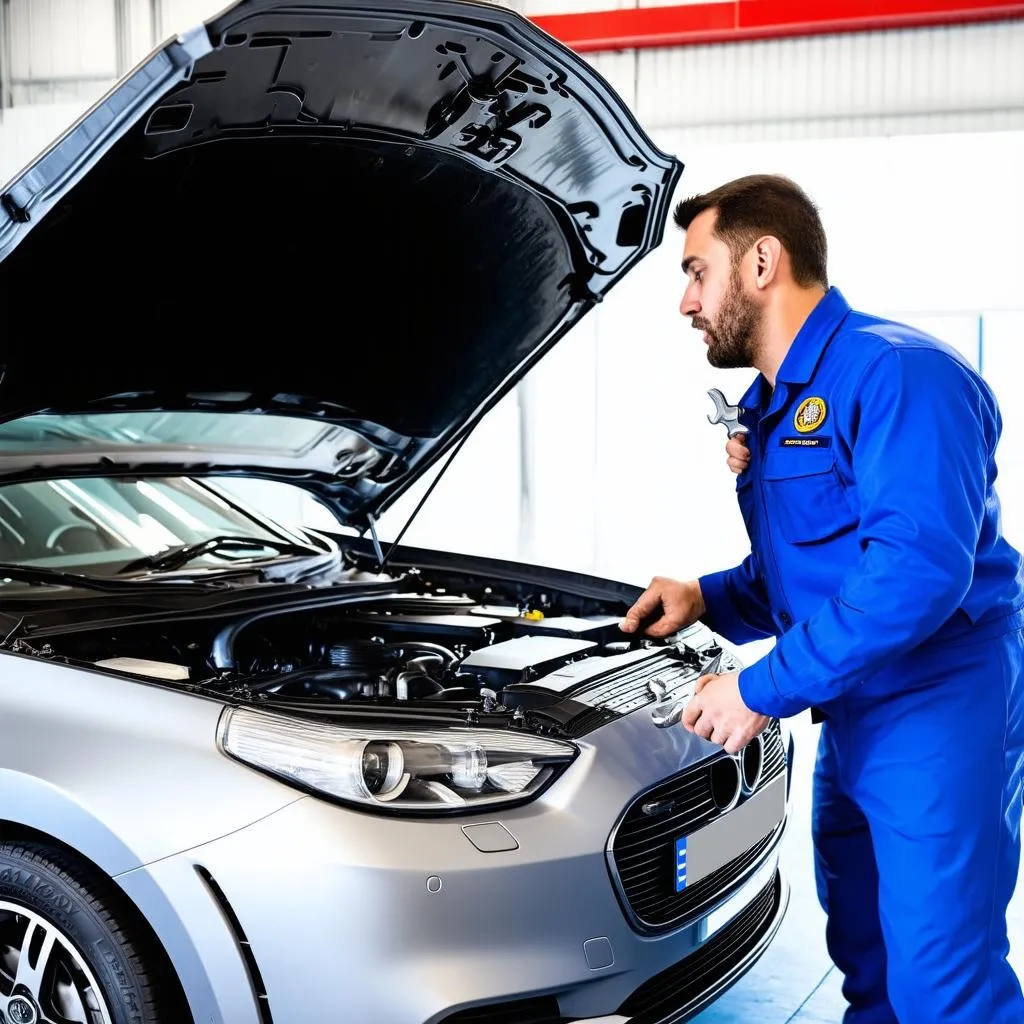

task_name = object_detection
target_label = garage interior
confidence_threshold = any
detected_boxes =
[1,0,1023,1021]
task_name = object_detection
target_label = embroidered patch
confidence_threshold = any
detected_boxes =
[780,435,832,448]
[793,396,827,433]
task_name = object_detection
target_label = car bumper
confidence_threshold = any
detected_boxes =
[571,862,789,1024]
[127,713,794,1024]
[140,821,788,1024]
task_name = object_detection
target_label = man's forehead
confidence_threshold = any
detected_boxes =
[688,207,717,235]
[682,209,723,261]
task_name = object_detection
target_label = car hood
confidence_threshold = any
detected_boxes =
[0,0,682,529]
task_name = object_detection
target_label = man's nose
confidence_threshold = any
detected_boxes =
[680,288,700,317]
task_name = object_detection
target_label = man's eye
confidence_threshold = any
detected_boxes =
[694,270,704,283]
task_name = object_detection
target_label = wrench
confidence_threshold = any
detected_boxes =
[649,654,725,729]
[707,388,749,438]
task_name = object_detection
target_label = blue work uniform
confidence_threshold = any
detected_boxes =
[698,287,1024,1024]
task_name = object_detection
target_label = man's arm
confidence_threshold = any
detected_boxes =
[738,344,994,719]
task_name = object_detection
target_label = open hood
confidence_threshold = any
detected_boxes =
[0,0,682,529]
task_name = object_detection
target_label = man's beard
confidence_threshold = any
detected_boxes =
[693,271,762,369]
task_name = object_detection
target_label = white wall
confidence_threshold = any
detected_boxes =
[0,100,107,181]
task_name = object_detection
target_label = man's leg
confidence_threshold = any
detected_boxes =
[812,719,897,1023]
[850,632,1024,1024]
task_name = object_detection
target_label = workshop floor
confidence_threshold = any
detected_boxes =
[694,711,1024,1023]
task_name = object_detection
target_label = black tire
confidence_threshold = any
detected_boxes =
[0,840,178,1024]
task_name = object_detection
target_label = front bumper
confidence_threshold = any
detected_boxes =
[571,862,789,1024]
[133,707,795,1024]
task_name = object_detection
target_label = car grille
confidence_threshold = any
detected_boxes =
[617,870,783,1024]
[609,720,786,931]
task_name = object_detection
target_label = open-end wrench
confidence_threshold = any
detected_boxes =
[650,694,690,729]
[707,388,749,438]
[649,653,725,729]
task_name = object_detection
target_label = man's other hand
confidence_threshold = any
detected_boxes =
[620,577,706,637]
[727,434,751,475]
[683,671,769,754]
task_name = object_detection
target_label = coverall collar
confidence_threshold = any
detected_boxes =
[776,285,851,385]
[737,286,851,419]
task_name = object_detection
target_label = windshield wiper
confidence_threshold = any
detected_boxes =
[117,534,326,576]
[0,563,149,592]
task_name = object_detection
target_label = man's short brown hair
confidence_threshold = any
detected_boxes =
[673,174,828,289]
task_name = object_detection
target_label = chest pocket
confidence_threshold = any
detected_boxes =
[762,447,858,545]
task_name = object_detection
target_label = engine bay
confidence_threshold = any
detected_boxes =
[2,560,739,739]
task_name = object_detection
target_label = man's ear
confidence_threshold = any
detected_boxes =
[752,235,783,290]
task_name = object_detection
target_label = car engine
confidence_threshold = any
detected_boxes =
[5,564,740,739]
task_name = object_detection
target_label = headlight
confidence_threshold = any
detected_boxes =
[218,707,578,813]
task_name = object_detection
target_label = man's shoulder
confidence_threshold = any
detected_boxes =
[831,308,974,376]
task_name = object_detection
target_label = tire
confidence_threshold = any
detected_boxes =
[0,840,178,1024]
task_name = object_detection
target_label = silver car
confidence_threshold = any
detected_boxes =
[0,1,794,1022]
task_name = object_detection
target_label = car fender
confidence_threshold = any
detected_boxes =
[0,651,303,870]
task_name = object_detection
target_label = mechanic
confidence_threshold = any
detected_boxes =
[620,173,1024,1024]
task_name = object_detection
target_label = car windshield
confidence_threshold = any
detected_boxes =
[0,476,311,576]
[0,411,339,454]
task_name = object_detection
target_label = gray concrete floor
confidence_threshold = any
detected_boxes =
[693,712,1024,1022]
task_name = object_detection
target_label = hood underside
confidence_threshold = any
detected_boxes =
[0,0,682,527]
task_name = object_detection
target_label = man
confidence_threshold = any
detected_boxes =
[620,174,1024,1024]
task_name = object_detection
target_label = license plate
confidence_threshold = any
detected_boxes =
[673,773,785,892]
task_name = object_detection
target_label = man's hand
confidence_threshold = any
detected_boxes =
[683,671,769,754]
[620,577,706,637]
[726,434,751,475]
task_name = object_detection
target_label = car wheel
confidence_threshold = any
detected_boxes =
[0,841,174,1024]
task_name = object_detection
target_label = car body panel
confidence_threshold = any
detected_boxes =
[115,855,265,1024]
[0,652,303,872]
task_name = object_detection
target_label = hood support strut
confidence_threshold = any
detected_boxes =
[370,429,473,575]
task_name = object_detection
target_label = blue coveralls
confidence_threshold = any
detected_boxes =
[698,287,1024,1024]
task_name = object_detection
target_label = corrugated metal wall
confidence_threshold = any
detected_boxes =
[0,0,1021,140]
[595,20,1024,139]
[3,0,118,105]
[0,0,228,111]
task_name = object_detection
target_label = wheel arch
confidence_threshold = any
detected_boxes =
[0,818,195,1022]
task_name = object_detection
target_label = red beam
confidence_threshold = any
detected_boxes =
[532,0,1024,53]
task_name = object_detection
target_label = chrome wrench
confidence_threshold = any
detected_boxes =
[707,388,749,438]
[649,654,725,729]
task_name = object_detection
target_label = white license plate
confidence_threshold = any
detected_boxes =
[674,773,785,891]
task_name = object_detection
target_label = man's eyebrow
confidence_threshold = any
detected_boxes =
[681,255,704,274]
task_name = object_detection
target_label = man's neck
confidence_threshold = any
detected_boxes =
[755,286,827,387]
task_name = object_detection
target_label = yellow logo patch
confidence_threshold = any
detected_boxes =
[794,396,827,433]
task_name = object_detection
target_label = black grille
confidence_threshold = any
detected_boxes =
[439,995,562,1024]
[610,721,786,931]
[618,871,782,1024]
